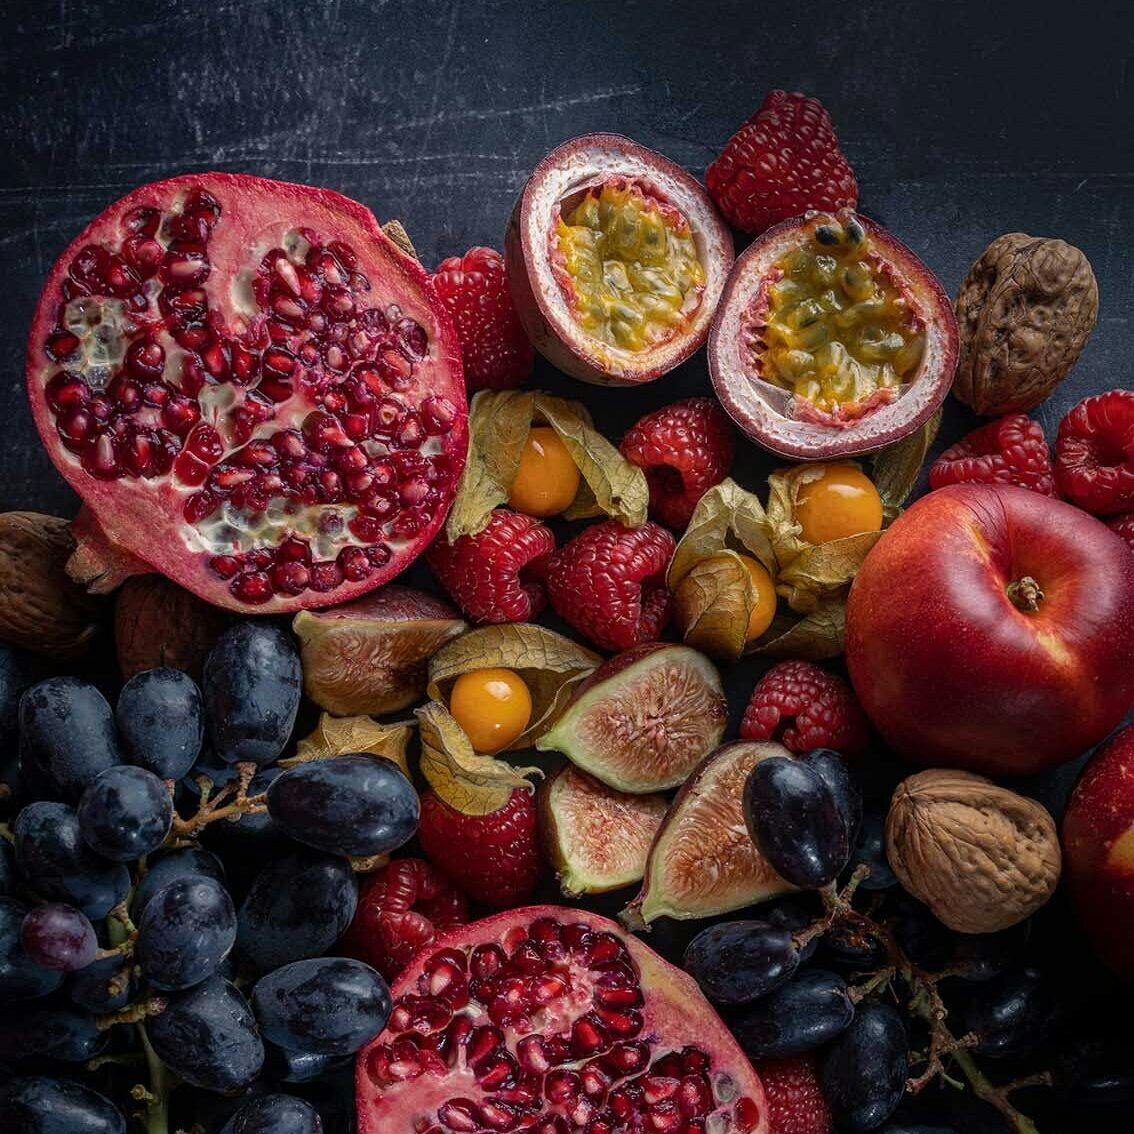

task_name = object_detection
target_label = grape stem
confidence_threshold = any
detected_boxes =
[167,761,266,845]
[137,1025,175,1134]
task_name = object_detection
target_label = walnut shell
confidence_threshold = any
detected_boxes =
[0,511,103,658]
[885,768,1061,934]
[953,233,1098,414]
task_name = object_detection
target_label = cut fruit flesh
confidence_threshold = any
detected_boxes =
[536,644,727,793]
[540,765,668,896]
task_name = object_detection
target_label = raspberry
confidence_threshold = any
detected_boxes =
[929,413,1055,496]
[1107,512,1134,552]
[755,1055,832,1134]
[430,246,533,392]
[706,90,858,235]
[1055,389,1134,514]
[740,660,868,757]
[338,858,468,981]
[426,508,554,623]
[417,788,541,908]
[541,520,675,651]
[620,397,736,529]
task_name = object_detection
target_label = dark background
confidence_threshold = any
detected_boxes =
[2,1,1132,1132]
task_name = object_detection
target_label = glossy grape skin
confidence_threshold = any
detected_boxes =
[130,846,227,922]
[821,920,890,971]
[762,894,824,963]
[237,851,357,974]
[800,747,861,843]
[0,897,63,1001]
[821,1001,909,1131]
[0,1076,125,1134]
[13,802,130,918]
[953,967,1057,1058]
[181,745,241,798]
[76,765,173,861]
[847,809,898,891]
[1051,1020,1134,1104]
[731,968,854,1057]
[0,998,108,1062]
[204,623,301,765]
[683,920,799,1006]
[116,668,204,780]
[203,765,285,859]
[219,1093,324,1134]
[264,1042,349,1083]
[20,904,97,972]
[266,755,419,857]
[136,876,237,991]
[251,956,391,1055]
[891,894,955,972]
[19,678,121,798]
[744,756,851,888]
[949,920,1031,982]
[67,953,138,1014]
[145,975,265,1093]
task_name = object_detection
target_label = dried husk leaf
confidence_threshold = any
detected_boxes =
[417,700,542,816]
[284,713,413,778]
[752,600,846,661]
[870,408,942,522]
[427,623,601,748]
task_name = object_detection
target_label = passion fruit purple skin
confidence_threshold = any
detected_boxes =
[709,210,958,459]
[505,133,734,387]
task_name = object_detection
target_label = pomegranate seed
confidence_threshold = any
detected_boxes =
[595,984,644,1010]
[475,1049,518,1091]
[184,489,220,524]
[546,1069,583,1105]
[44,330,80,361]
[517,1036,553,1074]
[186,424,223,462]
[349,515,385,544]
[81,432,121,479]
[231,570,274,604]
[162,243,210,285]
[272,256,303,297]
[271,293,306,325]
[122,234,163,277]
[308,561,343,592]
[263,347,296,376]
[437,1100,480,1134]
[89,395,113,423]
[123,431,154,477]
[328,240,358,270]
[338,545,371,581]
[470,944,507,981]
[377,346,414,388]
[366,543,392,567]
[397,412,425,448]
[126,338,166,378]
[46,372,89,411]
[422,395,457,435]
[678,1074,712,1118]
[479,1101,520,1132]
[604,1042,649,1076]
[464,1024,504,1069]
[734,1096,762,1132]
[272,429,307,459]
[581,1061,612,1098]
[271,561,309,595]
[122,205,160,237]
[210,556,241,579]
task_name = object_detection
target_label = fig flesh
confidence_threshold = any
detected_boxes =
[622,740,794,928]
[710,209,958,458]
[293,584,466,716]
[536,643,727,793]
[506,134,734,386]
[539,764,667,896]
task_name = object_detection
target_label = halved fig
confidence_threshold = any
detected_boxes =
[540,764,668,896]
[506,134,734,386]
[293,584,467,716]
[621,741,794,928]
[536,643,727,792]
[709,209,958,458]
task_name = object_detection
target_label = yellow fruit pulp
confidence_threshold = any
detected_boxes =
[760,217,926,414]
[737,555,778,641]
[554,179,705,352]
[450,668,533,754]
[794,464,884,545]
[507,427,582,518]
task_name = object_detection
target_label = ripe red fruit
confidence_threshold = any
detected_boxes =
[929,413,1055,496]
[430,246,533,392]
[339,858,468,981]
[417,788,542,909]
[740,661,869,758]
[542,520,676,651]
[620,397,736,528]
[1055,389,1134,514]
[425,508,555,624]
[754,1055,832,1134]
[1107,512,1134,551]
[706,91,858,234]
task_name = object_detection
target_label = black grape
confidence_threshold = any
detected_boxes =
[13,802,130,918]
[264,1042,349,1083]
[145,975,265,1092]
[0,998,108,1062]
[19,678,121,798]
[848,809,898,891]
[1050,1018,1134,1104]
[891,893,955,972]
[731,968,854,1057]
[683,920,799,1006]
[0,838,15,894]
[267,755,419,857]
[821,920,890,971]
[219,1093,323,1134]
[181,745,241,798]
[953,967,1057,1058]
[20,904,97,972]
[0,897,62,1001]
[130,846,226,921]
[251,956,391,1055]
[237,850,357,974]
[68,953,138,1014]
[136,875,236,991]
[949,920,1031,982]
[800,747,862,843]
[762,893,825,963]
[203,765,285,860]
[204,623,301,765]
[821,1001,909,1131]
[77,765,172,861]
[0,1075,125,1134]
[116,668,204,780]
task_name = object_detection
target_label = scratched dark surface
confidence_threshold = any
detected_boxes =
[1,1,1133,1131]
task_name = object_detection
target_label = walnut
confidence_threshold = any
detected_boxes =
[953,233,1098,415]
[885,768,1061,934]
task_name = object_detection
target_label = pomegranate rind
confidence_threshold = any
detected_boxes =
[506,134,734,386]
[356,904,768,1134]
[622,741,794,928]
[26,172,467,613]
[709,210,958,459]
[535,644,727,793]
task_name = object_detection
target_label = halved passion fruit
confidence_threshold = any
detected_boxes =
[506,134,734,386]
[709,209,957,459]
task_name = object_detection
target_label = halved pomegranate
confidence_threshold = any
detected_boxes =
[709,209,957,459]
[357,905,767,1134]
[26,173,467,612]
[506,135,734,386]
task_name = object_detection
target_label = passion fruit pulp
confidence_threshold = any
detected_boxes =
[709,209,957,459]
[506,134,734,386]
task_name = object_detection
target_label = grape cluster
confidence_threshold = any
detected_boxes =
[0,621,420,1132]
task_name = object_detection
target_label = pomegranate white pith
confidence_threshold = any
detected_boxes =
[26,173,467,612]
[357,906,767,1134]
